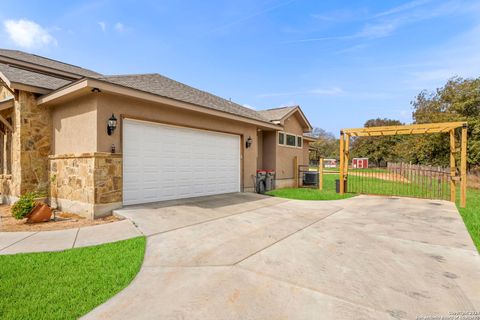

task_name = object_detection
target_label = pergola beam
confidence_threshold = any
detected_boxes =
[339,121,468,208]
[343,122,466,135]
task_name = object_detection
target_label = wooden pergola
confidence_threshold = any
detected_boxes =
[339,122,468,207]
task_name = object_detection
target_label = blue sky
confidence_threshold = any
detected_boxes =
[1,0,480,135]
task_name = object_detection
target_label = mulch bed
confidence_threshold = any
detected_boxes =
[0,205,121,232]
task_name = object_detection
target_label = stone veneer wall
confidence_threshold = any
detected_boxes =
[0,87,20,201]
[0,87,52,203]
[50,153,122,218]
[19,91,52,195]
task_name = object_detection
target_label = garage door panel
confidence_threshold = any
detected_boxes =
[123,120,241,205]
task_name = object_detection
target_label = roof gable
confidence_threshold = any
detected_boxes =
[257,106,296,122]
[258,105,312,131]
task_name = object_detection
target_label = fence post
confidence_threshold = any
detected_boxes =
[339,131,345,194]
[318,158,323,191]
[294,156,298,188]
[460,124,467,208]
[449,129,456,203]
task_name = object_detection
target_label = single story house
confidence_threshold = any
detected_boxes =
[0,49,315,218]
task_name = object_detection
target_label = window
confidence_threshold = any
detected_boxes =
[286,134,296,146]
[278,132,285,145]
[297,136,302,148]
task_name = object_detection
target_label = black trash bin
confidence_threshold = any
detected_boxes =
[256,170,267,194]
[265,171,275,191]
[335,179,347,193]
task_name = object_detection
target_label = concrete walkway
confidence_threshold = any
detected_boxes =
[0,219,141,254]
[83,193,480,320]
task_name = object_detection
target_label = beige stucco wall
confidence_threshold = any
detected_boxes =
[95,93,260,191]
[262,131,276,170]
[256,130,263,170]
[51,95,97,154]
[48,90,313,214]
[275,113,308,185]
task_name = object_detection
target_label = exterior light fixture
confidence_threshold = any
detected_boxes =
[107,113,117,136]
[246,136,253,148]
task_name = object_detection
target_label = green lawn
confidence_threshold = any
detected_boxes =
[347,175,451,200]
[266,174,355,200]
[0,236,146,320]
[458,188,480,252]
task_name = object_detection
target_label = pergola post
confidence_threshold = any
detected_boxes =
[339,131,345,194]
[449,129,456,203]
[344,133,350,186]
[460,124,468,208]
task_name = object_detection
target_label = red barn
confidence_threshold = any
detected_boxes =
[352,158,369,169]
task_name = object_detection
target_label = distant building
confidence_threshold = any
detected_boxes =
[324,159,337,168]
[352,158,369,169]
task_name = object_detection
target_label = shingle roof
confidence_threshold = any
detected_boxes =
[0,49,101,78]
[257,106,297,122]
[0,49,300,127]
[0,63,71,90]
[95,74,271,123]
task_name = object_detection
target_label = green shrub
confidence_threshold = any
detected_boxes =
[11,193,39,220]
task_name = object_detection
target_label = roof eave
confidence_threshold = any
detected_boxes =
[0,96,14,111]
[0,55,89,80]
[303,135,317,142]
[0,70,56,95]
[38,78,283,130]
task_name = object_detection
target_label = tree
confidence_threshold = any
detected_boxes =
[349,118,404,166]
[309,128,338,161]
[409,76,480,167]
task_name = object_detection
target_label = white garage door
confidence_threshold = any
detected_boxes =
[123,119,241,205]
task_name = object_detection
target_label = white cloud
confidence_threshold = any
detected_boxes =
[287,0,476,44]
[358,22,397,38]
[309,87,344,96]
[98,21,107,32]
[257,86,344,98]
[3,19,57,48]
[243,104,256,110]
[374,0,432,18]
[114,22,124,32]
[396,23,480,90]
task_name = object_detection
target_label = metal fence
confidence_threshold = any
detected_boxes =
[347,162,451,200]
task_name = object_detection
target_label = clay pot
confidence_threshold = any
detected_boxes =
[26,203,52,223]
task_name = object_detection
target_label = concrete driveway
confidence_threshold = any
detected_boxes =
[84,193,480,320]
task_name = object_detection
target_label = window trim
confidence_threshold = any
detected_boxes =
[278,131,304,149]
[278,132,285,145]
[285,133,296,147]
[297,135,303,148]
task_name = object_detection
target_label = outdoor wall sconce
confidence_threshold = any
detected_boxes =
[107,113,117,136]
[246,136,253,148]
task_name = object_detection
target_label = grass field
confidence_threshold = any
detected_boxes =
[266,174,354,200]
[268,173,479,251]
[0,236,146,320]
[458,188,480,252]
